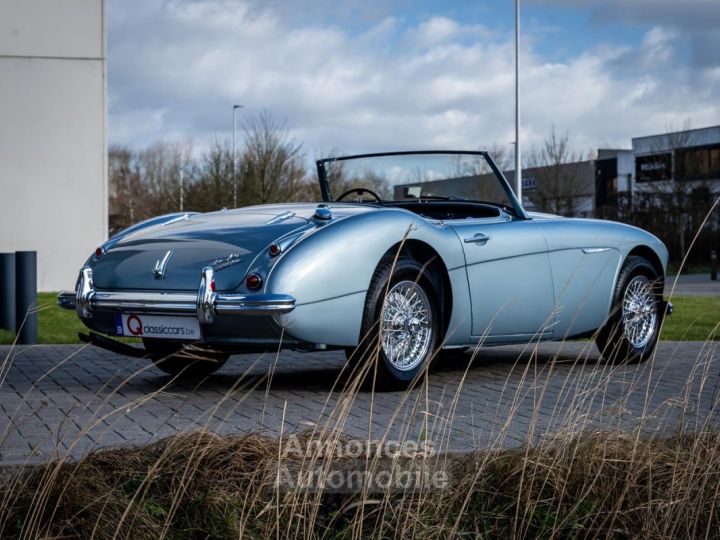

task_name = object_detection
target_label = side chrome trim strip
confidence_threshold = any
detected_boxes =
[582,247,610,254]
[214,294,295,315]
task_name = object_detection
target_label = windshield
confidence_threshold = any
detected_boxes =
[317,152,519,212]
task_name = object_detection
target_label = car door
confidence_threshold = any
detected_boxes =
[448,216,555,342]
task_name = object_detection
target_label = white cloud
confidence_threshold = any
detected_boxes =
[412,17,461,46]
[640,26,676,66]
[107,0,720,161]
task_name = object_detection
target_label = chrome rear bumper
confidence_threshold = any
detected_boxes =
[57,266,295,324]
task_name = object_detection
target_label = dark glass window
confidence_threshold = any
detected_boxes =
[676,143,720,181]
[636,153,671,182]
[711,148,720,173]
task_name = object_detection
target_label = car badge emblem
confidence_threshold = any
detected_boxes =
[211,253,243,272]
[153,250,173,279]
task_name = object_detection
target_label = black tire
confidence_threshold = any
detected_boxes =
[595,255,663,363]
[143,339,229,377]
[347,257,441,390]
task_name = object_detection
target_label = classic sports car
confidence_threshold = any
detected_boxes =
[59,151,671,388]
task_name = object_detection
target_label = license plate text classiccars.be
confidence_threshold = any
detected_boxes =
[114,314,201,340]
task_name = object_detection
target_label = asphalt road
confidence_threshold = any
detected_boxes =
[1,340,718,465]
[665,274,720,297]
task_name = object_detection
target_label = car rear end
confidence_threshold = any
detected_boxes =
[58,208,315,349]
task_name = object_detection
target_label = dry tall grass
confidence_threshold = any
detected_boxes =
[1,429,720,538]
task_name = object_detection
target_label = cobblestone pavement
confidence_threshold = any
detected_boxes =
[0,341,718,464]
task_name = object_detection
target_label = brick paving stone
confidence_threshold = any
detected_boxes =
[0,341,718,463]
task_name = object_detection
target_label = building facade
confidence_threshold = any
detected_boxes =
[0,0,107,291]
[594,126,720,264]
[388,125,718,245]
[522,125,720,219]
[517,160,596,217]
[632,125,720,193]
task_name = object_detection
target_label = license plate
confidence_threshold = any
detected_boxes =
[114,314,201,340]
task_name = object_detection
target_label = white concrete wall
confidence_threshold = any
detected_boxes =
[0,0,106,291]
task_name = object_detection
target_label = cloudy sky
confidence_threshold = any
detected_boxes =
[107,0,720,158]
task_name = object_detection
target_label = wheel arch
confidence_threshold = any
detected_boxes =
[625,245,665,287]
[595,246,666,363]
[380,239,453,341]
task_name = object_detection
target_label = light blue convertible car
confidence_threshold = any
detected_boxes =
[59,151,671,388]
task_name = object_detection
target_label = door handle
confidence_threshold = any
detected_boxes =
[464,233,490,245]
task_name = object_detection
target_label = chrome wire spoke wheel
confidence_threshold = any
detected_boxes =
[621,275,657,349]
[380,280,432,371]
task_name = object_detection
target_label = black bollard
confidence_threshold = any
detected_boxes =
[0,253,15,332]
[15,251,37,344]
[712,250,717,281]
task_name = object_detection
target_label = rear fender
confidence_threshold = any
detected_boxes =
[267,209,470,346]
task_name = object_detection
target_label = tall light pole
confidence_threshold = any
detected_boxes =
[514,0,522,202]
[179,166,184,212]
[232,104,243,208]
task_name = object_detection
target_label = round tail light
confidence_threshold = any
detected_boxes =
[246,273,262,290]
[95,246,104,258]
[268,244,281,257]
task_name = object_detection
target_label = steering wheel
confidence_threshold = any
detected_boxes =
[336,187,383,203]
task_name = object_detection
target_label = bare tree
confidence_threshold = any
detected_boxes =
[108,145,152,233]
[310,149,352,201]
[444,153,513,204]
[290,178,324,202]
[186,140,235,212]
[526,126,594,216]
[485,142,513,171]
[137,140,195,215]
[239,111,307,205]
[347,169,392,200]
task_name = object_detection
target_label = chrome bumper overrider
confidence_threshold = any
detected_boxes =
[57,266,295,324]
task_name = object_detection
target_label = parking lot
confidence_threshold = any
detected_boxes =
[0,340,718,464]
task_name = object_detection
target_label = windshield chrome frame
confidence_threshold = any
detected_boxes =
[316,150,528,220]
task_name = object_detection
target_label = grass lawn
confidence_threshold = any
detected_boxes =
[661,295,720,340]
[0,292,87,345]
[1,293,718,345]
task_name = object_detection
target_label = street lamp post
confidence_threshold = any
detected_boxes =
[232,104,243,208]
[179,166,184,212]
[514,0,522,202]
